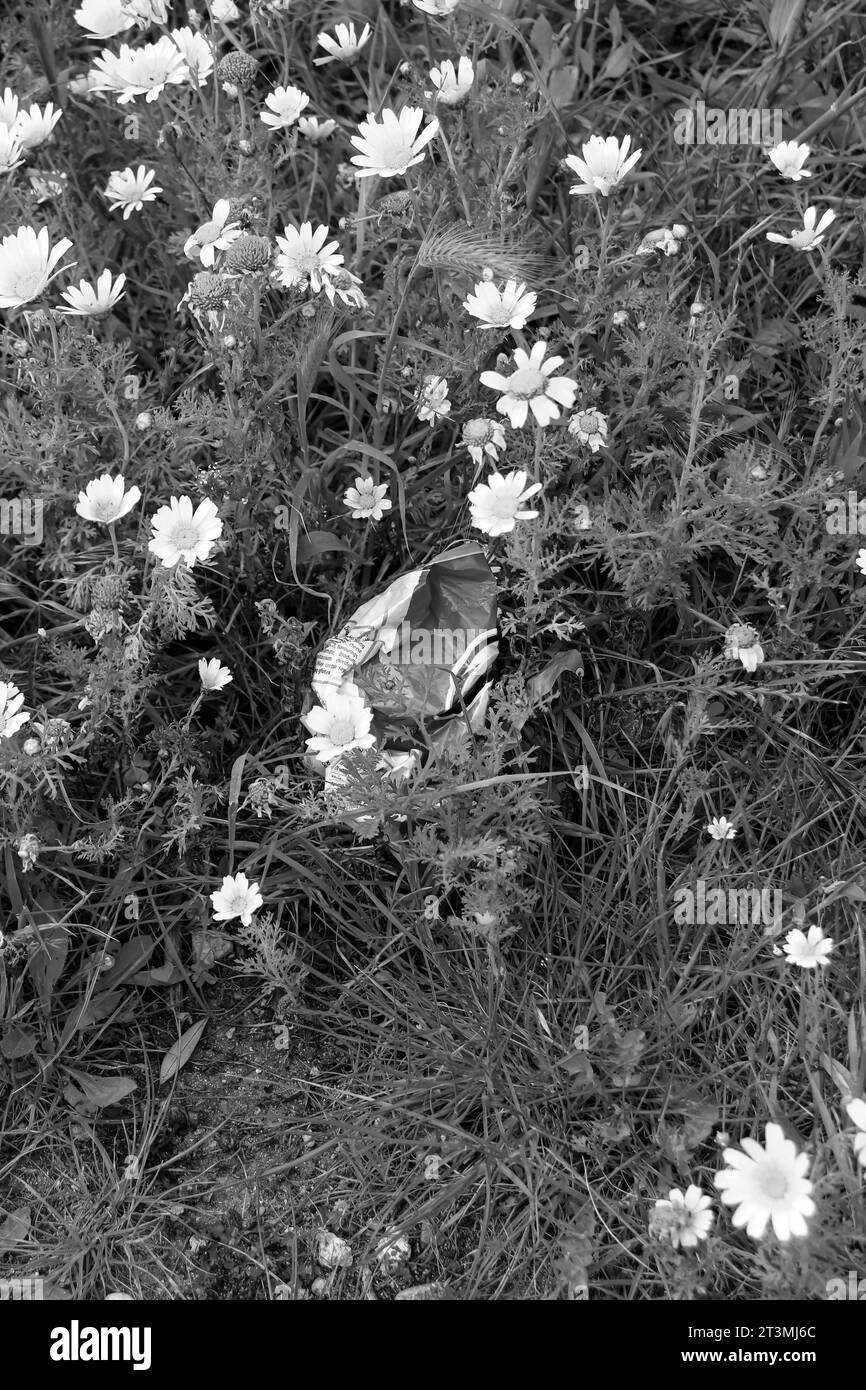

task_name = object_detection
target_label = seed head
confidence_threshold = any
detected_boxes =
[224,234,272,274]
[188,271,232,311]
[375,190,416,225]
[217,52,258,94]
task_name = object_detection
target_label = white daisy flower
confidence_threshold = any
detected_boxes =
[12,103,62,151]
[275,222,344,292]
[0,225,74,309]
[59,269,126,317]
[417,374,451,423]
[766,205,835,250]
[350,107,439,179]
[210,871,263,926]
[260,84,310,131]
[413,0,461,13]
[198,657,233,692]
[766,140,812,181]
[0,125,25,175]
[75,472,141,523]
[89,37,189,104]
[714,1122,815,1242]
[467,469,543,537]
[74,0,136,39]
[781,925,834,969]
[184,198,242,267]
[321,267,367,309]
[846,1098,866,1167]
[565,134,642,196]
[169,27,215,85]
[480,340,578,428]
[343,476,392,522]
[463,278,537,331]
[105,164,162,218]
[706,816,736,841]
[462,417,506,466]
[568,408,608,452]
[314,22,372,66]
[148,495,223,568]
[651,1186,714,1250]
[0,88,19,128]
[427,56,474,106]
[298,115,337,141]
[0,682,30,740]
[724,621,764,672]
[123,0,169,26]
[302,692,377,764]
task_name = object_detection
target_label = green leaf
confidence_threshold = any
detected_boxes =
[160,1018,208,1085]
[530,14,556,64]
[96,935,156,991]
[64,1071,137,1107]
[228,753,247,860]
[602,42,635,81]
[547,65,580,108]
[25,898,68,1004]
[132,961,184,986]
[295,530,353,563]
[0,1026,38,1059]
[526,650,584,704]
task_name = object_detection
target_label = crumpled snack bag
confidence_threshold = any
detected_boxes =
[302,541,499,821]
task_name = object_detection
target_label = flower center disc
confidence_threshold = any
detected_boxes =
[758,1164,789,1201]
[507,367,546,399]
[14,269,44,300]
[329,718,356,745]
[377,137,411,168]
[172,525,199,548]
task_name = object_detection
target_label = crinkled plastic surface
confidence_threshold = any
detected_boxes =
[304,541,499,821]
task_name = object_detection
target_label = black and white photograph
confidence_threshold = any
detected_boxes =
[0,0,864,1349]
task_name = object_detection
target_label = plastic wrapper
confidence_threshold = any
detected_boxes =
[302,541,499,822]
